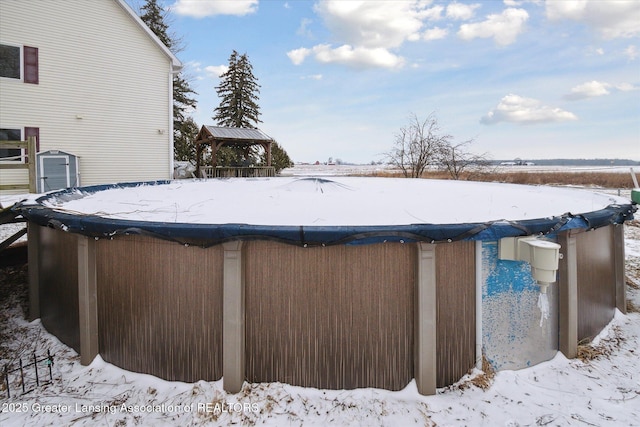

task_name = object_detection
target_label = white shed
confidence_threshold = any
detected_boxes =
[35,150,80,193]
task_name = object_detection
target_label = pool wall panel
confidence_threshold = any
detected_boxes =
[244,241,415,390]
[576,226,616,341]
[481,241,559,371]
[38,226,80,352]
[435,241,476,387]
[95,236,224,382]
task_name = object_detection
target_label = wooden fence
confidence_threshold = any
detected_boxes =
[0,136,37,192]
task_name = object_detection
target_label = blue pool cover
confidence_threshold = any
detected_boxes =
[14,180,637,247]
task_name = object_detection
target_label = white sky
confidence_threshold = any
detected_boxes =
[128,0,640,163]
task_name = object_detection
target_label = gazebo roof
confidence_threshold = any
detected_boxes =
[195,126,274,144]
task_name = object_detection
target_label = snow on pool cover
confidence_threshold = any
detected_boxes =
[16,177,636,246]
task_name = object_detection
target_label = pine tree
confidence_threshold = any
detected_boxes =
[213,50,262,128]
[213,50,293,172]
[139,0,198,161]
[260,141,294,173]
[174,117,199,161]
[139,0,172,49]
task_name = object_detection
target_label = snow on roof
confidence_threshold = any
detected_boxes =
[39,177,630,227]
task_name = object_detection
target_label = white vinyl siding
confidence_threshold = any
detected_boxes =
[0,0,174,192]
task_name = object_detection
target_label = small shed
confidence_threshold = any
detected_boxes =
[36,150,80,193]
[195,126,274,178]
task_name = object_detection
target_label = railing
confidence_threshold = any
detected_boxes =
[201,166,275,178]
[0,136,37,192]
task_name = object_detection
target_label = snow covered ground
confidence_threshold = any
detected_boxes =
[281,163,638,177]
[0,176,639,426]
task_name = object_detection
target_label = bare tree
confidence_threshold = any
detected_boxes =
[439,139,490,180]
[385,112,450,178]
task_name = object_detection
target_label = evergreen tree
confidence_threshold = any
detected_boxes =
[139,0,198,161]
[260,141,294,174]
[213,50,262,128]
[139,0,172,49]
[173,117,199,161]
[213,50,293,172]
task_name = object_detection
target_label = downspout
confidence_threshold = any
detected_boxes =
[168,67,175,179]
[475,240,483,369]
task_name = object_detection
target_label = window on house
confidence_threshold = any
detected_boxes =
[0,43,38,83]
[0,44,21,79]
[0,128,23,162]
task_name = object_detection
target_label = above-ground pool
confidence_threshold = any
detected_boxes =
[16,177,635,395]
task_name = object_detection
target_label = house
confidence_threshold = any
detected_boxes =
[0,0,181,194]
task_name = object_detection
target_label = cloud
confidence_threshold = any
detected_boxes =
[171,0,258,18]
[458,8,529,45]
[422,27,449,41]
[564,80,638,100]
[287,48,311,65]
[624,45,638,60]
[291,1,454,69]
[503,0,542,5]
[287,44,405,69]
[421,5,445,21]
[615,82,637,91]
[185,60,202,72]
[446,2,480,20]
[297,18,314,38]
[481,94,578,124]
[546,0,640,39]
[205,65,229,78]
[314,0,428,49]
[565,80,611,100]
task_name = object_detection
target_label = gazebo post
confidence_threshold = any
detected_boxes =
[196,143,202,178]
[211,141,219,168]
[266,142,272,166]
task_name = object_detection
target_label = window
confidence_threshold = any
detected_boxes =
[0,43,38,83]
[0,127,38,163]
[0,44,20,79]
[0,128,23,162]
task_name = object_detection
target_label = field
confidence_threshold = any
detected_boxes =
[284,164,640,189]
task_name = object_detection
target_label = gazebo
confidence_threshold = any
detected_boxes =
[194,125,274,178]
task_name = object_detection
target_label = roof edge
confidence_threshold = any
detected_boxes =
[115,0,182,71]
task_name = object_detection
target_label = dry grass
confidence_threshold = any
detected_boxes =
[470,355,496,390]
[577,339,611,362]
[453,355,496,391]
[577,326,625,362]
[363,169,637,188]
[0,264,29,352]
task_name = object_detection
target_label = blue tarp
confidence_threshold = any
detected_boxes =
[13,180,637,247]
